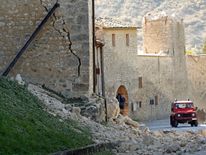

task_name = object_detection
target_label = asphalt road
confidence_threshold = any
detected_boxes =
[145,118,206,132]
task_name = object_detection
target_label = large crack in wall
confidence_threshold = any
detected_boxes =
[40,0,81,78]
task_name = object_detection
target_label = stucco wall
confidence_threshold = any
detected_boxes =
[0,0,92,97]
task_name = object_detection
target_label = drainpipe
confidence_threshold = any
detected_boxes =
[91,1,107,122]
[100,46,105,97]
[92,0,96,93]
[100,45,107,122]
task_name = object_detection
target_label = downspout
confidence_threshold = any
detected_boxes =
[91,1,107,122]
[92,0,96,93]
[100,45,107,122]
[100,46,105,97]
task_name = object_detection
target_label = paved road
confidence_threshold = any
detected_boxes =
[145,118,206,132]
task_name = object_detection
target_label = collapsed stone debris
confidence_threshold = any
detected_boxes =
[28,84,206,155]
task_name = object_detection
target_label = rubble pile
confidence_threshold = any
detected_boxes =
[28,84,206,155]
[197,109,206,124]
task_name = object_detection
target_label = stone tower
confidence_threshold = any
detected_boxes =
[143,12,185,56]
[143,12,188,101]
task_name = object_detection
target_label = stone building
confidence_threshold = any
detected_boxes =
[95,17,138,116]
[95,14,206,121]
[1,0,206,121]
[0,0,93,97]
[143,13,185,56]
[186,55,206,108]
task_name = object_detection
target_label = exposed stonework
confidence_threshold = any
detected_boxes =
[1,0,206,122]
[143,12,185,55]
[0,0,92,97]
[28,83,206,155]
[197,109,206,124]
[99,26,178,120]
[96,14,204,121]
[106,97,120,120]
[186,55,206,109]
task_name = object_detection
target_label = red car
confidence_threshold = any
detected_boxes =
[170,100,198,127]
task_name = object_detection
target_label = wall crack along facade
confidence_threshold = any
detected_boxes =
[40,0,81,78]
[0,0,91,97]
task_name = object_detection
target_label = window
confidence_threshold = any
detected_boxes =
[126,34,129,46]
[139,77,142,88]
[139,101,142,108]
[150,99,154,105]
[132,102,137,111]
[175,103,193,108]
[155,95,158,105]
[112,34,115,47]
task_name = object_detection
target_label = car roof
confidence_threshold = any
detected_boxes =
[173,101,193,104]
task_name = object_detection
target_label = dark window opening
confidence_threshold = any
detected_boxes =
[155,95,158,105]
[139,101,142,108]
[150,99,154,105]
[112,34,115,47]
[126,34,129,46]
[139,77,143,88]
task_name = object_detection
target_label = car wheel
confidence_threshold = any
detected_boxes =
[170,116,175,127]
[173,120,178,127]
[194,120,198,127]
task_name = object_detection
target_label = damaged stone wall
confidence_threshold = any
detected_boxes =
[143,16,185,55]
[0,0,92,97]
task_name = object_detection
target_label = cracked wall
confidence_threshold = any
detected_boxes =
[143,16,185,55]
[0,0,92,97]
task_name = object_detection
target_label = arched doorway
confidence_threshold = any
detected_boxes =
[116,85,129,116]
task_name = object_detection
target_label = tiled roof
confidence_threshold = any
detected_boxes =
[95,17,138,28]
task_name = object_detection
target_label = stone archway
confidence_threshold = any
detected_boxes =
[116,85,129,116]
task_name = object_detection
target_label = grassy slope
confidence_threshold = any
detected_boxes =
[0,78,92,155]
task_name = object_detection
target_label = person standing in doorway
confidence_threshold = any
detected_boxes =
[116,93,125,109]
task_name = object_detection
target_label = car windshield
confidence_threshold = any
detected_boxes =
[175,103,193,108]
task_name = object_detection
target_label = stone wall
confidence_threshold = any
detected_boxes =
[103,27,137,54]
[143,16,185,55]
[103,27,189,121]
[101,20,206,121]
[186,55,206,108]
[0,0,92,97]
[101,16,206,121]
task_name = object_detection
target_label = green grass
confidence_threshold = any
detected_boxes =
[0,77,93,155]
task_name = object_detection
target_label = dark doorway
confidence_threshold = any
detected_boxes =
[116,85,129,116]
